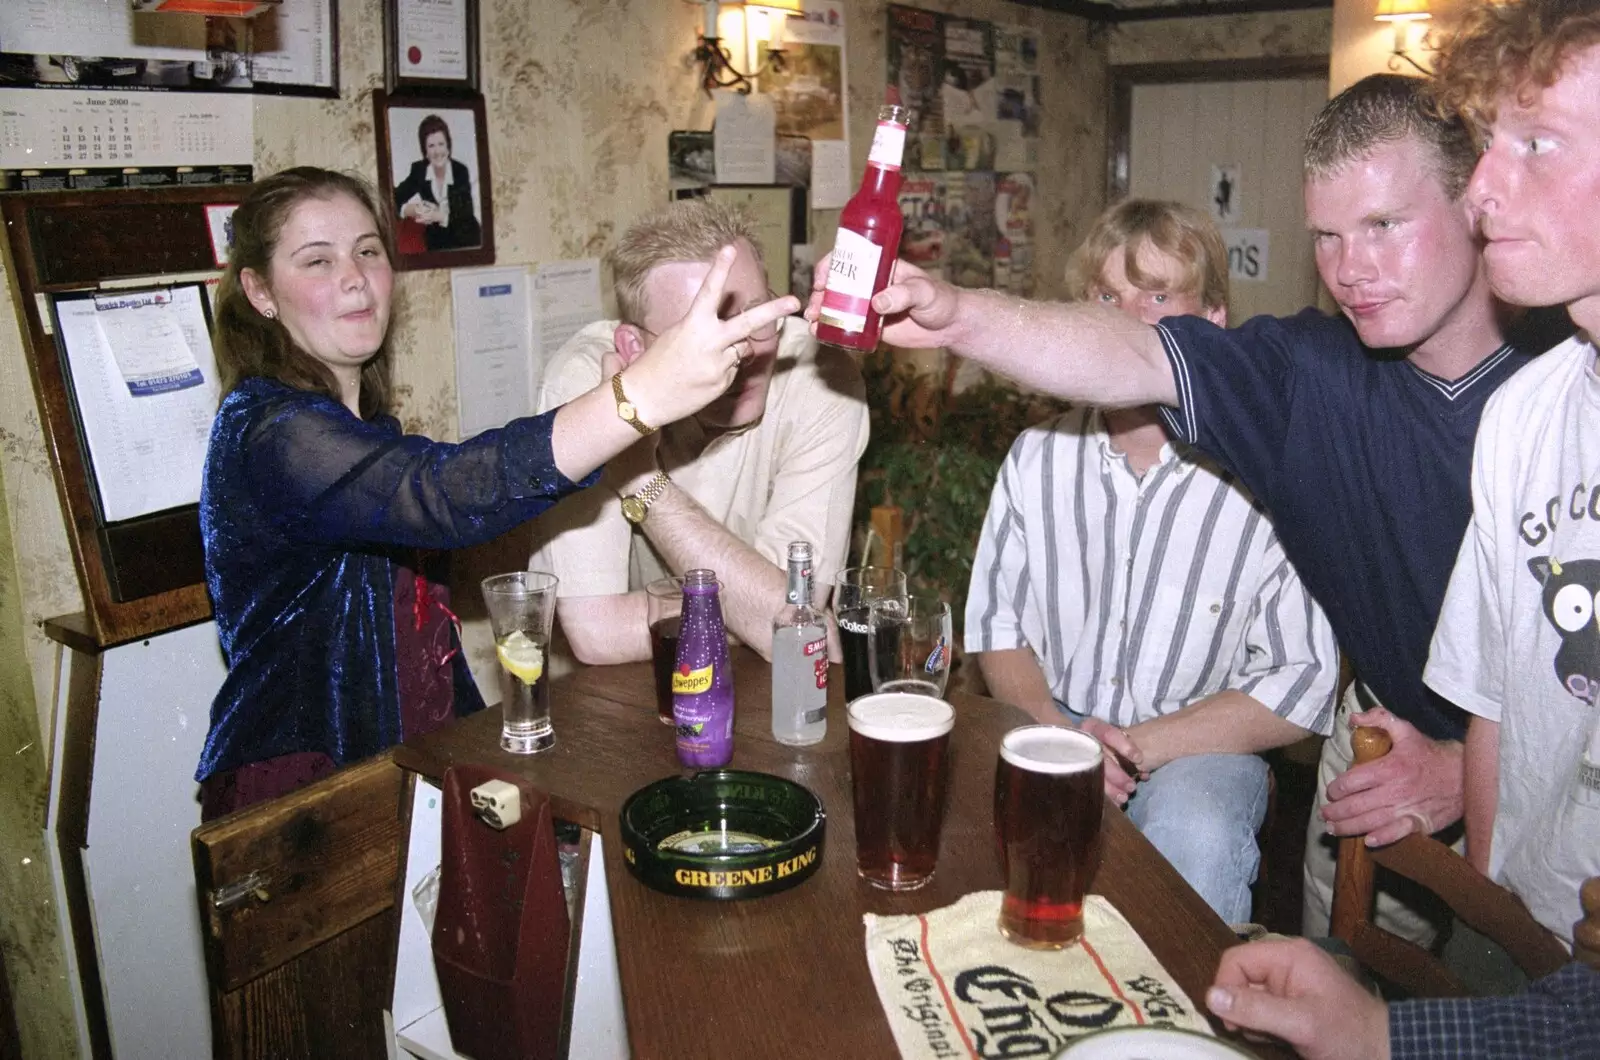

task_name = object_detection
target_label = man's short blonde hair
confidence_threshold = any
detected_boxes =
[1432,0,1600,137]
[609,198,766,326]
[1064,199,1228,312]
[1305,74,1477,201]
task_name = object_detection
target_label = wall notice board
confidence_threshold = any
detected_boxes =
[1,184,248,645]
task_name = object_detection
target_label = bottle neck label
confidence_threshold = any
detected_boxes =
[786,564,812,606]
[819,228,883,334]
[867,121,907,171]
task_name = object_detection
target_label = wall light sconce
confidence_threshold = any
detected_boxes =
[1374,0,1433,76]
[690,0,803,96]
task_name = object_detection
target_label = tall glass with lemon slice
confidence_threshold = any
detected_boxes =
[481,571,559,753]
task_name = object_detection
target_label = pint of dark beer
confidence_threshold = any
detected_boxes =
[848,692,954,891]
[994,725,1104,947]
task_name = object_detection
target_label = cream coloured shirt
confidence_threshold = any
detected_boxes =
[530,316,869,611]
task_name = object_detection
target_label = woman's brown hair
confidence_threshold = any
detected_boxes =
[212,166,397,420]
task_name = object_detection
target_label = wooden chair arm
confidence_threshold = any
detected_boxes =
[1370,834,1569,980]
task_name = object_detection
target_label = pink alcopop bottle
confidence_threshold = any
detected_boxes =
[816,103,910,352]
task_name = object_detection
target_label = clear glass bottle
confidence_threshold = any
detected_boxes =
[816,104,910,351]
[771,541,828,746]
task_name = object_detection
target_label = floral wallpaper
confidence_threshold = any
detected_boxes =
[0,0,1158,1044]
[1109,8,1332,66]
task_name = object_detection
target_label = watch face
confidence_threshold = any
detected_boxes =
[621,496,647,524]
[617,400,637,422]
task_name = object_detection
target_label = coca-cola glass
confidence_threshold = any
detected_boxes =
[833,566,907,703]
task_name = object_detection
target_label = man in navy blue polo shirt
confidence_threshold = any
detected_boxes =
[808,74,1554,940]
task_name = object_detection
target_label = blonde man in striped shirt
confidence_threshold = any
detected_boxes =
[965,200,1338,925]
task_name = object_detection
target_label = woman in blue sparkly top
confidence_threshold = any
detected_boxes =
[196,167,796,818]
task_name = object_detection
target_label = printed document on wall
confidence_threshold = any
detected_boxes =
[531,259,604,387]
[452,265,534,438]
[54,285,220,522]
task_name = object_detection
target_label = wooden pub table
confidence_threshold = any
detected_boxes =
[394,647,1285,1058]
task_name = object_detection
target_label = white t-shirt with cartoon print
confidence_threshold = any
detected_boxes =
[1425,334,1600,949]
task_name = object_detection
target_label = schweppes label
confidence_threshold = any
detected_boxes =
[672,662,714,695]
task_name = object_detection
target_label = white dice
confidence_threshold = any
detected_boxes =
[468,779,522,830]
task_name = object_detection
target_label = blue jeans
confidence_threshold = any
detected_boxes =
[1058,704,1269,925]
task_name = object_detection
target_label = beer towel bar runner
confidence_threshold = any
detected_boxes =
[864,891,1213,1059]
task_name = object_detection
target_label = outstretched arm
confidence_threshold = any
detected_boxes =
[806,256,1177,408]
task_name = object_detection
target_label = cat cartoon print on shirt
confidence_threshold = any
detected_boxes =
[1530,555,1600,705]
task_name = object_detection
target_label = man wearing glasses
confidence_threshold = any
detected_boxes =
[532,199,868,667]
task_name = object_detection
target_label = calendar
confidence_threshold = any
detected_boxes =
[0,90,252,170]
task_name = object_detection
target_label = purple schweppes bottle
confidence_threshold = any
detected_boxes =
[673,569,734,767]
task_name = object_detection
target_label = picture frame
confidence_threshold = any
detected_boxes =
[0,0,339,97]
[707,184,801,297]
[374,91,495,271]
[383,0,479,94]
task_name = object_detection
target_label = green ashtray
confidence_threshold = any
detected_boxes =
[619,770,826,900]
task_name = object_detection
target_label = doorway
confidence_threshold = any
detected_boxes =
[1109,58,1329,324]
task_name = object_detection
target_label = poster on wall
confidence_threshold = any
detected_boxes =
[0,0,339,96]
[887,4,1039,295]
[887,4,945,172]
[992,24,1040,172]
[945,171,996,289]
[995,172,1034,296]
[900,175,946,279]
[756,0,850,209]
[940,16,994,173]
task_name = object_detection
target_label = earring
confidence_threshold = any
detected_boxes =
[263,308,276,320]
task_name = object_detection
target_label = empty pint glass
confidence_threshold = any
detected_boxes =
[994,725,1105,947]
[848,692,954,891]
[481,571,559,754]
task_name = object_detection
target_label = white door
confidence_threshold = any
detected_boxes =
[1128,77,1327,324]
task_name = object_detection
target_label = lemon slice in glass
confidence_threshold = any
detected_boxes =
[496,630,545,684]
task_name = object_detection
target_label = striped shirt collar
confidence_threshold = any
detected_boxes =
[1088,407,1189,477]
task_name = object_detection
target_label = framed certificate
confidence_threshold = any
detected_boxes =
[385,0,479,93]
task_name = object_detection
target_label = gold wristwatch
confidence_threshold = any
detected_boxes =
[612,371,656,436]
[621,472,671,525]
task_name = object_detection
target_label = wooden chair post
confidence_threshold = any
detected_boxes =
[1577,876,1600,970]
[1329,727,1393,942]
[869,505,904,570]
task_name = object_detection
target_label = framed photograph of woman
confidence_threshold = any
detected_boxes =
[374,91,494,271]
[383,0,479,93]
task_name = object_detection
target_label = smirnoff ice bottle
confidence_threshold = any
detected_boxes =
[771,541,828,746]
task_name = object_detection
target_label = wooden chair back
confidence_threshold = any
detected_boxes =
[1328,728,1572,996]
[1576,876,1600,970]
[191,753,407,1059]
